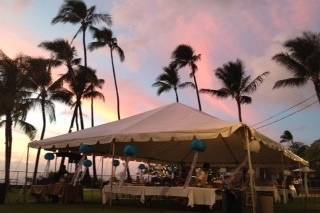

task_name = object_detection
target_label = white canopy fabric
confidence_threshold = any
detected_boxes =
[29,103,308,166]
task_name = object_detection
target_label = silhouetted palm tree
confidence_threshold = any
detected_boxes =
[52,0,111,68]
[26,57,73,184]
[273,32,320,103]
[152,65,195,103]
[0,51,37,201]
[63,65,105,130]
[39,39,81,75]
[89,26,124,120]
[52,0,111,128]
[171,44,202,111]
[39,39,81,132]
[200,59,269,122]
[280,130,294,145]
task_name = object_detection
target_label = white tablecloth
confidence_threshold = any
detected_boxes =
[102,185,219,208]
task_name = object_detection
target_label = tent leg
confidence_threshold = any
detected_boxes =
[109,143,115,207]
[245,126,256,213]
[23,145,30,203]
[101,156,104,183]
[304,172,309,196]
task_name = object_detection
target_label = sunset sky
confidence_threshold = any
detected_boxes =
[1,0,320,171]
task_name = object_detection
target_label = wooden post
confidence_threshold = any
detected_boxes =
[245,126,256,213]
[23,145,30,203]
[101,156,104,182]
[109,142,115,207]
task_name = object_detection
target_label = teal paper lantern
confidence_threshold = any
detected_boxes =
[113,159,120,167]
[44,153,55,161]
[79,144,93,154]
[83,159,92,168]
[191,139,206,152]
[124,145,137,157]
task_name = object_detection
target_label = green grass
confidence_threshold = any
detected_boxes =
[1,188,320,213]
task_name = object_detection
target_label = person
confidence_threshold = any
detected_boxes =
[57,165,69,182]
[195,163,210,187]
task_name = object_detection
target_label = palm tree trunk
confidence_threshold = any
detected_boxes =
[192,74,202,111]
[4,112,12,202]
[236,99,243,122]
[78,101,84,130]
[91,95,94,127]
[174,87,179,103]
[32,98,47,184]
[75,108,79,131]
[110,48,121,120]
[82,27,87,68]
[312,78,320,104]
[68,105,78,133]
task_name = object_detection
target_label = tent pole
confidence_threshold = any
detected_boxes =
[109,142,115,207]
[245,126,256,213]
[23,145,30,203]
[101,156,104,183]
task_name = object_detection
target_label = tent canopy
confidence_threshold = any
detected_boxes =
[29,103,308,166]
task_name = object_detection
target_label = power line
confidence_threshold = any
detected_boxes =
[252,94,317,127]
[255,100,318,130]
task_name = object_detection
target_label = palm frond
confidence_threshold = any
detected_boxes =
[15,120,37,140]
[179,82,195,89]
[272,53,308,77]
[44,100,56,122]
[273,77,308,89]
[88,41,106,51]
[239,95,252,104]
[200,88,230,98]
[115,46,125,62]
[83,90,105,101]
[243,71,270,94]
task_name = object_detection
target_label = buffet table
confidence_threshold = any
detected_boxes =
[102,185,220,208]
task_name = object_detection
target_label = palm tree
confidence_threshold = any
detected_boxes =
[280,130,294,145]
[273,32,320,103]
[39,39,81,75]
[171,44,202,111]
[152,65,195,103]
[26,57,73,184]
[39,39,81,132]
[0,51,37,201]
[52,0,111,127]
[89,26,124,120]
[200,59,269,122]
[52,0,111,67]
[63,65,105,130]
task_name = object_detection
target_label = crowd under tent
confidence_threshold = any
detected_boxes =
[27,103,308,212]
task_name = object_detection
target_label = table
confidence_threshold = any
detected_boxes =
[30,183,83,203]
[255,186,281,203]
[102,185,219,208]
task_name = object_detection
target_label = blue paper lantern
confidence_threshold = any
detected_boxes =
[138,163,146,170]
[83,159,92,168]
[113,159,120,167]
[124,145,137,157]
[191,139,206,152]
[79,144,93,154]
[44,153,55,161]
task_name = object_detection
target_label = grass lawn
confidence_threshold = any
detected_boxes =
[1,188,320,213]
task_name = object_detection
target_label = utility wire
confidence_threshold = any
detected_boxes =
[255,100,318,130]
[252,94,317,127]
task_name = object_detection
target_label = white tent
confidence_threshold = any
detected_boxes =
[29,103,307,167]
